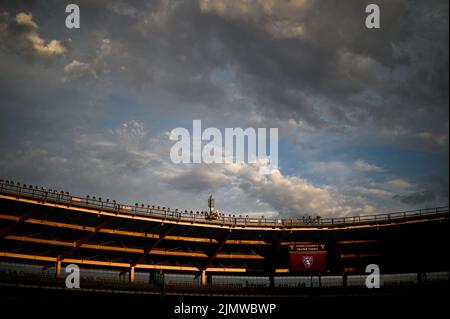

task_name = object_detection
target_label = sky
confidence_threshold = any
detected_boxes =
[0,0,448,219]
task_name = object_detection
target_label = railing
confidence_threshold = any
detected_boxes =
[0,180,448,228]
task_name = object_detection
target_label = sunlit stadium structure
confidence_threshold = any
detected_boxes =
[0,179,448,300]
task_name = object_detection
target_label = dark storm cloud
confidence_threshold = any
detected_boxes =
[75,0,448,145]
[1,0,448,139]
[194,0,448,138]
[393,190,436,205]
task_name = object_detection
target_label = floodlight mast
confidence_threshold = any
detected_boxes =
[206,194,218,220]
[208,194,215,213]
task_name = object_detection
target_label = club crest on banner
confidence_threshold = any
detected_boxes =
[302,255,314,268]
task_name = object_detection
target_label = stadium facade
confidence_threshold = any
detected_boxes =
[0,179,448,299]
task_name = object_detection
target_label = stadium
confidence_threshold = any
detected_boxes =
[0,179,448,316]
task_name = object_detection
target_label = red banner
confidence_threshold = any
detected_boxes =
[289,243,327,272]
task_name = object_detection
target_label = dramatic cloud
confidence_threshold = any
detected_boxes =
[72,121,382,217]
[0,1,448,218]
[225,163,371,217]
[0,11,66,60]
[196,0,449,148]
[0,119,380,217]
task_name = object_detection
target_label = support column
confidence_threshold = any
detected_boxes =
[200,270,207,287]
[207,274,213,287]
[55,260,61,278]
[149,270,155,283]
[129,266,135,283]
[269,274,275,289]
[160,270,165,287]
[160,270,166,296]
[417,271,423,285]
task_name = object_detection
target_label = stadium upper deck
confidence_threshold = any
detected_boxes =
[0,179,448,285]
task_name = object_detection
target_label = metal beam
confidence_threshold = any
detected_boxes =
[0,214,17,221]
[0,208,37,238]
[341,254,383,259]
[131,225,174,267]
[275,268,289,273]
[0,215,270,245]
[215,253,264,259]
[0,251,55,262]
[57,219,112,262]
[338,240,380,245]
[0,252,248,273]
[202,230,233,270]
[3,235,265,259]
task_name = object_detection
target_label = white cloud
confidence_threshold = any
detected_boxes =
[416,132,448,146]
[2,118,440,218]
[352,186,393,198]
[310,161,352,176]
[76,122,434,217]
[310,159,384,177]
[63,39,111,81]
[115,123,378,217]
[385,179,413,193]
[1,120,377,218]
[64,60,92,77]
[228,165,360,217]
[354,159,385,173]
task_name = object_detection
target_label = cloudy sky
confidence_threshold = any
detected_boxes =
[0,0,448,218]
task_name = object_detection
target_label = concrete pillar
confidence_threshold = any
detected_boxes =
[129,266,135,283]
[200,270,207,287]
[55,260,61,279]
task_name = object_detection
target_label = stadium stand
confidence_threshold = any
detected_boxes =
[0,179,448,309]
